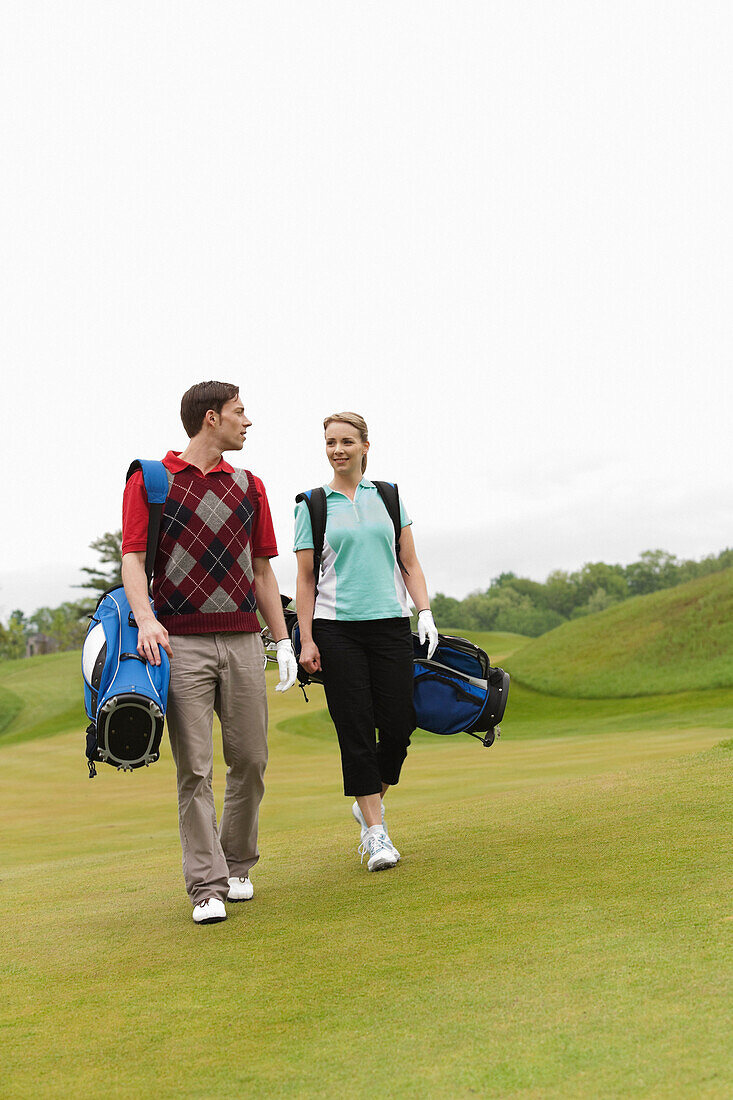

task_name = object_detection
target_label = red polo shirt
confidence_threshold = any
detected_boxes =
[122,451,278,557]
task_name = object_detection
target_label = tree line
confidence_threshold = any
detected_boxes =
[0,532,122,659]
[431,547,733,636]
[1,535,732,658]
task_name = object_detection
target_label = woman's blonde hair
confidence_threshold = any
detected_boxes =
[323,411,369,473]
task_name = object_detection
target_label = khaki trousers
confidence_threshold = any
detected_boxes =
[166,632,268,906]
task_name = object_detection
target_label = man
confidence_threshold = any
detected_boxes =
[121,381,297,925]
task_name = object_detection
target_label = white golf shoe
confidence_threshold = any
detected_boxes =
[358,826,400,872]
[227,876,254,902]
[192,898,227,924]
[352,800,400,860]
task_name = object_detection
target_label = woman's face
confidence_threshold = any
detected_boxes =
[325,421,369,477]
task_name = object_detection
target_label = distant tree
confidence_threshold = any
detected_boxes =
[0,610,27,660]
[624,550,680,596]
[572,562,628,605]
[77,529,123,599]
[28,602,88,651]
[571,587,621,619]
[501,576,550,608]
[491,571,518,588]
[430,592,463,629]
[543,570,579,618]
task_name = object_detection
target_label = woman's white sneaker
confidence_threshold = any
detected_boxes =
[227,876,254,902]
[352,800,400,860]
[192,898,227,924]
[358,826,400,872]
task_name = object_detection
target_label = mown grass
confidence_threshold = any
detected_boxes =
[507,569,733,697]
[2,714,731,1099]
[0,685,23,735]
[1,638,732,1097]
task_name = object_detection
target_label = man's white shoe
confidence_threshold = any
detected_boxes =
[227,876,254,902]
[352,800,400,861]
[358,827,400,872]
[192,898,227,924]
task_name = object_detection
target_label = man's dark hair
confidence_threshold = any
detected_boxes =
[180,381,240,438]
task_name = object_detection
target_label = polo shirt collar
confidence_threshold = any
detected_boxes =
[324,477,375,496]
[164,450,235,475]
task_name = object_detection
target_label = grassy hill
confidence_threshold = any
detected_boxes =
[4,615,733,757]
[0,650,85,746]
[506,568,733,698]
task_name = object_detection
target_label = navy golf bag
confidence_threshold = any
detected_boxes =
[412,633,509,747]
[270,599,508,747]
[82,459,170,776]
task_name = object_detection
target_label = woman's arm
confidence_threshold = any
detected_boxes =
[398,525,431,612]
[399,525,439,657]
[295,549,321,673]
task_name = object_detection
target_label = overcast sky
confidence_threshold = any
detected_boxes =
[2,2,732,617]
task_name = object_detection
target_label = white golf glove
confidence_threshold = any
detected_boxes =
[275,639,298,693]
[418,609,439,660]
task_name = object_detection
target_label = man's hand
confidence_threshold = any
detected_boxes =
[275,639,298,692]
[136,615,173,666]
[298,639,321,676]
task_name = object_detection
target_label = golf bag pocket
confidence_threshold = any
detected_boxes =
[412,633,509,747]
[82,586,170,776]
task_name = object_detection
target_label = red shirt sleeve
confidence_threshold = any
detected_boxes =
[121,470,150,554]
[251,475,278,558]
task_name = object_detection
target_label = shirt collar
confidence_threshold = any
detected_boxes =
[164,450,235,475]
[323,477,375,496]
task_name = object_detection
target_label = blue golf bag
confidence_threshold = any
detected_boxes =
[82,460,170,776]
[83,588,170,775]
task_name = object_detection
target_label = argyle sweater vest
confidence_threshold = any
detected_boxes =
[152,467,261,635]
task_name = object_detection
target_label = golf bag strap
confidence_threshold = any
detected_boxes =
[372,481,408,575]
[295,481,407,585]
[126,460,169,587]
[295,487,327,595]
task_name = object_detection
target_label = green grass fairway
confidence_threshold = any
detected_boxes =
[1,647,732,1098]
[508,568,733,697]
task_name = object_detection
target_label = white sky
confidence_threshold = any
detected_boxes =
[2,2,732,616]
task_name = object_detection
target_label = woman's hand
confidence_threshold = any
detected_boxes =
[418,609,439,660]
[299,640,322,675]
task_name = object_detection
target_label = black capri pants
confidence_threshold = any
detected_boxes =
[312,617,416,797]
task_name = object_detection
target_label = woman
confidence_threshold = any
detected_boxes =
[294,412,438,871]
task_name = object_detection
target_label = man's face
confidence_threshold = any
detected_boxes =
[213,395,252,451]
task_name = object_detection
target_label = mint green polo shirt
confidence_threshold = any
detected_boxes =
[293,478,412,621]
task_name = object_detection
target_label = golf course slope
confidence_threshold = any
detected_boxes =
[507,567,733,697]
[0,649,85,747]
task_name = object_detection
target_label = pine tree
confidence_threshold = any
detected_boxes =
[77,529,123,599]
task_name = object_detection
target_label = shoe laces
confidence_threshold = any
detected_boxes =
[358,830,390,864]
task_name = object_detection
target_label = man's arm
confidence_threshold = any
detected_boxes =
[252,556,297,692]
[252,557,288,640]
[121,551,173,666]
